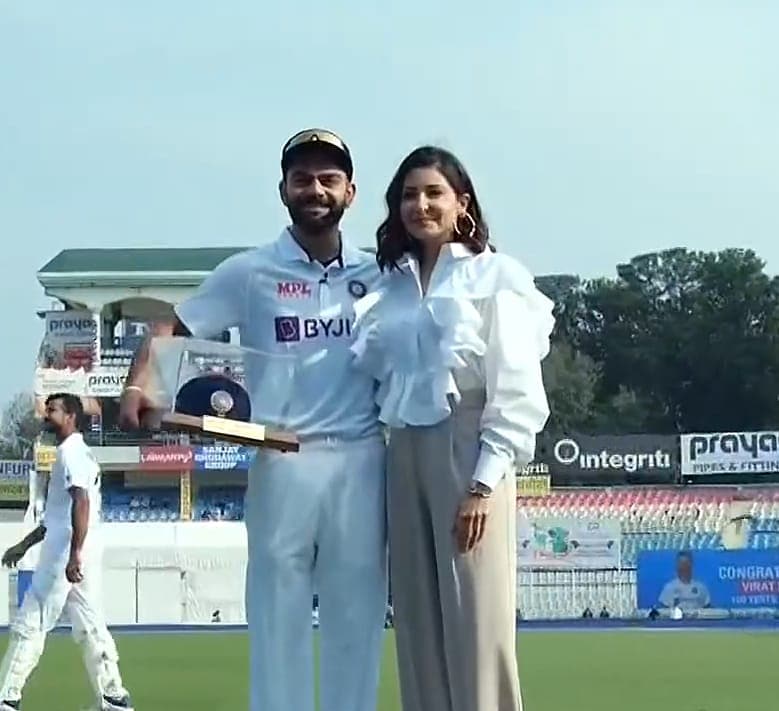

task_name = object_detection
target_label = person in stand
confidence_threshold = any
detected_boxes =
[0,393,134,711]
[119,129,387,711]
[352,146,554,711]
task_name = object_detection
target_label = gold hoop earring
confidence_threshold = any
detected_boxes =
[453,212,477,239]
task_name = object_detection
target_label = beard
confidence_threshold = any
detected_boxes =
[286,196,346,234]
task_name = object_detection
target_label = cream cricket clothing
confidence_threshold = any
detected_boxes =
[175,228,387,711]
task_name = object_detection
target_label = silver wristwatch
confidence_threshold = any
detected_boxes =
[468,481,493,498]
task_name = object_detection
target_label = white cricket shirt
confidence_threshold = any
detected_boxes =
[41,432,102,561]
[659,577,711,611]
[175,228,382,440]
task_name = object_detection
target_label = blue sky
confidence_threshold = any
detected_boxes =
[1,1,777,404]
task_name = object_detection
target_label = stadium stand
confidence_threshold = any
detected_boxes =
[514,485,779,619]
[100,485,248,523]
[518,486,779,565]
[91,480,779,621]
[99,483,779,549]
[101,486,181,523]
[193,486,245,521]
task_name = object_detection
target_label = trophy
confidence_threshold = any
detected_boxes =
[141,336,299,452]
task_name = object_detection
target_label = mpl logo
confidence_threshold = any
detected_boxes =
[277,281,312,299]
[274,316,353,342]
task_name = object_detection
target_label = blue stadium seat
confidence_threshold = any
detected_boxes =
[100,485,181,523]
[194,486,245,522]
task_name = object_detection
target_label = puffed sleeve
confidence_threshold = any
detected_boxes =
[175,253,249,338]
[473,289,553,489]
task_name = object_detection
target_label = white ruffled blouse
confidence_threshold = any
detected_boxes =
[351,242,555,490]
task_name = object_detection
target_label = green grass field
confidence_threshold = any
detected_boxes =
[2,629,776,710]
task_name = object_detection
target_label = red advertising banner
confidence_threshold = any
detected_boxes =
[139,446,194,471]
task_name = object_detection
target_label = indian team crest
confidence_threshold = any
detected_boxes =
[348,280,367,298]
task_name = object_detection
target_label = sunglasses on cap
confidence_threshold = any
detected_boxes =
[281,129,353,179]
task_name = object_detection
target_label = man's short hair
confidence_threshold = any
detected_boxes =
[45,393,85,428]
[677,550,693,562]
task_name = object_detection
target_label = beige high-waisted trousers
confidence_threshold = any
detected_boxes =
[388,390,523,711]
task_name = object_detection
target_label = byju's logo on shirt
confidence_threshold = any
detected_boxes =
[275,317,301,342]
[277,281,312,298]
[274,316,353,342]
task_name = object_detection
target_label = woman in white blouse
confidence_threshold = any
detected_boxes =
[352,146,554,711]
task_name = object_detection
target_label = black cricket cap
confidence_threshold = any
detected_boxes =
[281,128,354,180]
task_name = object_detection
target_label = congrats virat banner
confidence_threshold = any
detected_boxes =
[637,549,779,610]
[516,517,621,569]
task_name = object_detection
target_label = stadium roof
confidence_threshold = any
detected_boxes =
[40,247,249,275]
[37,247,253,288]
[37,245,377,289]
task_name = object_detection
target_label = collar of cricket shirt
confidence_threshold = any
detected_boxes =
[276,227,363,268]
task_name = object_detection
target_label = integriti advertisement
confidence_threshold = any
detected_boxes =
[636,549,779,611]
[537,433,678,483]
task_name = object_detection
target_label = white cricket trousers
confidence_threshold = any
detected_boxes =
[0,547,129,704]
[244,434,387,711]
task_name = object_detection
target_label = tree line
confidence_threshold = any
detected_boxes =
[539,247,779,436]
[0,392,37,460]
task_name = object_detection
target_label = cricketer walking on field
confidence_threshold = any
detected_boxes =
[119,129,387,711]
[0,393,134,711]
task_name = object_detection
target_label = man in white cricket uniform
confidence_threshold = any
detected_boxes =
[0,393,133,711]
[119,129,387,711]
[658,551,711,612]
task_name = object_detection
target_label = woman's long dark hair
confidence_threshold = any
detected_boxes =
[376,146,491,271]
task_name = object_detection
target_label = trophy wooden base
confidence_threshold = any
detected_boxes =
[160,412,299,452]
